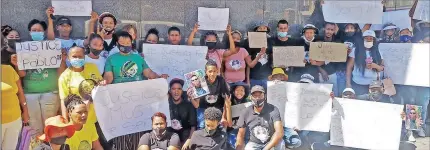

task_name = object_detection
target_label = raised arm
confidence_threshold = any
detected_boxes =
[187,23,199,45]
[84,12,99,46]
[222,25,238,57]
[46,7,55,40]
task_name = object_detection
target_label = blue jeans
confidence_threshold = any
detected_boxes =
[250,79,267,90]
[336,71,346,97]
[417,87,430,126]
[298,130,329,149]
[283,127,301,149]
[197,108,205,129]
[227,128,250,147]
[245,139,285,150]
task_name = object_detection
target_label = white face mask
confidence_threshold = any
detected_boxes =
[364,41,373,48]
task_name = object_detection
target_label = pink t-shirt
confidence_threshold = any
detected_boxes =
[224,48,249,83]
[207,49,225,74]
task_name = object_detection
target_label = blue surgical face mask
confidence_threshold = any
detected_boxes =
[70,58,85,68]
[400,35,412,43]
[277,32,288,38]
[30,32,44,41]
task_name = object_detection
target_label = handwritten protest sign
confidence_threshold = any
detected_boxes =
[15,40,62,70]
[142,44,208,89]
[379,43,429,87]
[331,98,403,149]
[51,0,92,16]
[92,79,170,140]
[413,0,430,22]
[231,102,253,118]
[248,32,267,48]
[267,81,333,132]
[272,46,305,67]
[322,1,383,24]
[198,7,229,31]
[309,42,347,62]
[359,9,412,31]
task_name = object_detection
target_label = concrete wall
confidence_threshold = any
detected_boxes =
[1,0,317,42]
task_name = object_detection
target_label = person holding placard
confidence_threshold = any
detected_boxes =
[356,80,390,103]
[138,112,181,150]
[297,24,325,83]
[103,31,168,84]
[243,21,273,89]
[168,78,197,150]
[168,27,182,45]
[85,33,106,75]
[346,30,385,95]
[187,23,238,74]
[235,85,285,150]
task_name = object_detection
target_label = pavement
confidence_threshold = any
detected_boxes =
[416,137,429,150]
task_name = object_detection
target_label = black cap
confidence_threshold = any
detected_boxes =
[56,17,72,26]
[169,78,184,87]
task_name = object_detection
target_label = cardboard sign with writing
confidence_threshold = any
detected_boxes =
[309,42,348,62]
[273,46,305,67]
[198,7,230,31]
[51,0,92,16]
[322,1,383,24]
[248,32,267,48]
[15,40,62,70]
[92,79,170,140]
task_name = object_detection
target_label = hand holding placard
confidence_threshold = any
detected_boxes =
[248,32,267,48]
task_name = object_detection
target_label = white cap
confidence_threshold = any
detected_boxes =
[363,30,376,38]
[343,88,355,94]
[382,25,398,31]
[299,74,315,84]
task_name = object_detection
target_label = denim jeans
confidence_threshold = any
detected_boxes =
[228,128,250,147]
[417,87,430,129]
[298,130,330,149]
[336,71,347,97]
[244,139,285,150]
[197,108,205,129]
[283,127,301,149]
[250,79,267,90]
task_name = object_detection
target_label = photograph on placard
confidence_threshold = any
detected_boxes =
[405,104,422,130]
[184,70,209,99]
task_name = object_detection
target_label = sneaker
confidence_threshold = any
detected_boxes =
[408,132,416,142]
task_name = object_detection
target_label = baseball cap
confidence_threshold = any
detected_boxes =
[362,30,376,38]
[56,17,72,26]
[251,85,265,94]
[169,78,184,87]
[253,21,271,33]
[382,25,397,31]
[342,88,356,94]
[38,116,75,142]
[369,80,383,88]
[299,74,315,83]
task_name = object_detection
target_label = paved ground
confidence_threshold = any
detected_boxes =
[416,137,429,150]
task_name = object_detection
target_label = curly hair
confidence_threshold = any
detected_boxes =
[65,94,85,114]
[204,107,222,121]
[1,25,14,37]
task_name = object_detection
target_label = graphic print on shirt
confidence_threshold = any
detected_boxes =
[171,119,183,130]
[78,140,91,150]
[229,60,241,70]
[251,125,270,143]
[78,76,98,101]
[101,51,109,59]
[205,94,218,104]
[28,69,49,81]
[121,61,138,78]
[258,53,268,65]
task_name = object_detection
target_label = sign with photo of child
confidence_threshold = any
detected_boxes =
[184,70,210,99]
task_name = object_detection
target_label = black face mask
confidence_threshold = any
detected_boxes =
[50,136,67,145]
[7,39,18,51]
[234,41,241,48]
[206,42,217,50]
[252,98,265,108]
[90,48,102,56]
[153,128,166,138]
[205,128,217,136]
[345,32,355,37]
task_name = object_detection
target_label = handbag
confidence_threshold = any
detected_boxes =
[17,125,34,150]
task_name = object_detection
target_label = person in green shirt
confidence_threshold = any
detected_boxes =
[103,31,168,84]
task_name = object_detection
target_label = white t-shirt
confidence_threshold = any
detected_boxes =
[350,48,384,85]
[104,38,112,45]
[85,55,106,75]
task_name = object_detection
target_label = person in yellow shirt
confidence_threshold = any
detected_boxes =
[1,64,30,149]
[64,94,103,150]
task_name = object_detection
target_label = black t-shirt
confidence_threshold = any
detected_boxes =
[198,76,229,110]
[168,95,197,142]
[190,127,231,150]
[138,131,180,150]
[237,103,282,145]
[243,38,273,80]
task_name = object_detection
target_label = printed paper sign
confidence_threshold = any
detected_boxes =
[331,98,404,150]
[15,40,62,70]
[184,70,210,99]
[142,44,208,90]
[379,43,429,87]
[51,0,92,16]
[359,9,412,31]
[248,32,268,48]
[273,46,305,67]
[198,7,229,31]
[309,42,348,62]
[323,1,383,24]
[92,79,170,140]
[231,102,253,118]
[405,104,422,130]
[267,81,333,132]
[413,0,430,22]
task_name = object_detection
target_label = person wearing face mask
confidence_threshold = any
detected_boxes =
[379,23,399,43]
[58,46,104,126]
[189,107,232,150]
[64,94,103,150]
[104,31,168,84]
[243,21,273,90]
[144,28,160,44]
[356,80,390,103]
[168,79,197,150]
[138,112,181,150]
[187,23,238,74]
[37,115,76,150]
[85,33,106,75]
[121,24,139,53]
[341,88,356,99]
[188,60,230,130]
[1,26,24,74]
[235,85,285,150]
[225,82,250,147]
[346,30,385,95]
[399,27,413,43]
[92,12,120,57]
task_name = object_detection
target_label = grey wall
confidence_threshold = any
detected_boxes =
[1,0,315,41]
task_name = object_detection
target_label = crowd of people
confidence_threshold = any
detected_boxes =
[1,0,430,150]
